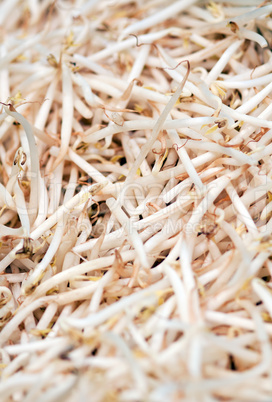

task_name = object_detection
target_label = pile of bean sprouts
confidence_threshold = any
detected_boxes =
[1,0,272,400]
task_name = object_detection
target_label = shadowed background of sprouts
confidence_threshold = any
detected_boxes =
[0,0,272,401]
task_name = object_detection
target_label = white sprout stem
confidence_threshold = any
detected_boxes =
[0,286,12,306]
[0,373,55,397]
[260,201,272,221]
[238,27,268,48]
[13,181,30,236]
[88,116,215,143]
[128,44,151,82]
[255,102,272,123]
[185,140,256,165]
[238,299,271,370]
[63,164,78,203]
[72,0,100,18]
[0,297,48,347]
[218,221,252,266]
[0,183,15,210]
[132,193,193,231]
[28,0,39,23]
[0,34,42,69]
[205,310,272,335]
[195,4,272,35]
[52,62,73,169]
[106,197,149,269]
[156,44,210,101]
[68,149,109,184]
[47,304,73,339]
[57,282,100,306]
[72,71,97,106]
[119,0,199,39]
[72,227,124,254]
[4,337,65,355]
[199,82,272,128]
[236,80,272,115]
[133,152,218,186]
[180,235,196,295]
[185,168,244,237]
[31,182,106,239]
[47,162,64,215]
[19,68,53,92]
[190,5,217,23]
[65,277,169,329]
[0,182,106,272]
[73,54,114,76]
[0,225,24,237]
[103,332,147,392]
[187,332,203,378]
[6,149,23,193]
[231,4,272,24]
[167,127,204,192]
[35,250,136,298]
[32,175,48,229]
[178,37,234,65]
[218,73,272,89]
[163,167,222,204]
[2,353,31,382]
[144,214,183,255]
[221,104,272,129]
[88,270,115,313]
[224,54,272,82]
[0,45,10,101]
[90,29,182,62]
[33,127,56,146]
[34,303,58,332]
[252,278,272,319]
[23,220,66,292]
[0,0,20,25]
[127,137,151,177]
[206,332,259,364]
[4,106,40,224]
[1,252,137,342]
[35,374,76,402]
[190,33,213,48]
[74,94,93,119]
[25,340,71,372]
[163,263,189,322]
[84,77,122,99]
[34,75,58,130]
[125,64,191,185]
[206,40,243,85]
[225,183,258,236]
[248,252,270,278]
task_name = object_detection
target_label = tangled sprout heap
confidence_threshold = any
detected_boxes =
[0,1,272,401]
